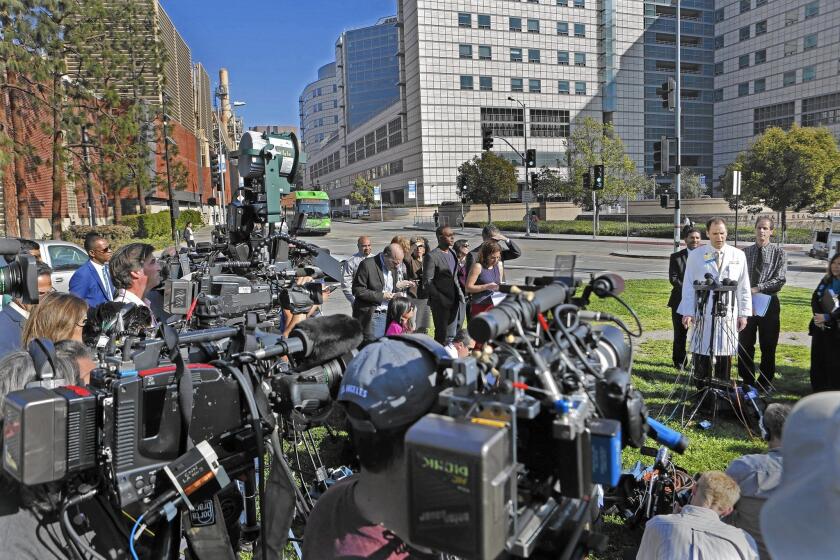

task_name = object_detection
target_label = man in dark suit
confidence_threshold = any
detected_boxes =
[0,261,53,359]
[668,226,702,369]
[352,243,408,343]
[70,232,114,308]
[424,225,464,344]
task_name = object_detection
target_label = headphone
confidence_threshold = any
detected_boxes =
[25,337,64,389]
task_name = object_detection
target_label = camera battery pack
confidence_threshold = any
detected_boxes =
[406,413,512,560]
[590,418,622,487]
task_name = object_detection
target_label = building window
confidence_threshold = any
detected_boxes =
[558,80,570,94]
[530,109,570,138]
[460,75,474,90]
[574,0,585,7]
[575,81,587,95]
[755,49,766,64]
[459,44,472,59]
[478,14,491,29]
[803,92,840,126]
[755,20,766,35]
[739,55,750,69]
[715,35,724,49]
[784,40,798,56]
[527,19,540,33]
[804,33,818,51]
[714,62,724,75]
[558,50,569,65]
[714,88,723,102]
[481,107,524,137]
[574,52,586,66]
[754,78,766,93]
[740,0,751,14]
[738,82,750,97]
[714,8,725,22]
[783,70,796,87]
[785,9,799,25]
[557,21,569,36]
[529,79,542,93]
[510,17,522,32]
[510,48,523,62]
[458,13,471,27]
[756,0,767,6]
[574,23,586,37]
[803,65,816,82]
[805,1,819,19]
[479,45,492,60]
[511,78,524,92]
[479,76,493,91]
[739,26,750,41]
[754,101,795,134]
[528,49,541,63]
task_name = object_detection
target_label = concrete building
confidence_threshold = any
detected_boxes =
[299,63,341,154]
[713,0,840,190]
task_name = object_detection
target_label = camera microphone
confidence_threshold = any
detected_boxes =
[241,315,362,366]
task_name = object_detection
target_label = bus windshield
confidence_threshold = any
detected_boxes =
[298,202,329,218]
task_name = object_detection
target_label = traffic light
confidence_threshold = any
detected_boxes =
[210,151,220,188]
[583,172,591,189]
[482,126,493,150]
[593,164,605,190]
[530,172,539,192]
[207,197,217,207]
[656,77,676,111]
[660,194,669,208]
[525,149,537,168]
[653,136,670,175]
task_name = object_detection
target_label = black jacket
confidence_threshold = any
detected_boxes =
[423,248,462,317]
[809,279,840,337]
[466,238,522,272]
[0,304,26,358]
[668,248,688,309]
[351,255,386,327]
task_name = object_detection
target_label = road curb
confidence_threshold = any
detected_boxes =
[609,251,670,260]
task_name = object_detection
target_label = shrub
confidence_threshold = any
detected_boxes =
[120,210,204,239]
[61,225,134,249]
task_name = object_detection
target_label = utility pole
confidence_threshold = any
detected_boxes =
[673,0,682,253]
[81,124,96,226]
[508,96,531,236]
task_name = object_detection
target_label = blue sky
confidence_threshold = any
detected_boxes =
[161,0,396,128]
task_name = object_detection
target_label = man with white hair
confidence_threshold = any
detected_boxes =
[352,243,411,342]
[637,471,759,559]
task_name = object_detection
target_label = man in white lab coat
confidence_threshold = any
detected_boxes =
[678,217,752,382]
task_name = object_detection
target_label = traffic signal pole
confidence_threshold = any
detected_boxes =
[673,0,682,253]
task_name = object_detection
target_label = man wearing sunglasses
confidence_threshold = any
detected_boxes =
[70,231,115,308]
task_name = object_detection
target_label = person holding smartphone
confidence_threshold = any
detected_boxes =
[466,240,504,316]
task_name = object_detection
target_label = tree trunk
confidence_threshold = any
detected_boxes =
[113,185,123,223]
[781,209,787,245]
[486,203,492,224]
[50,78,65,239]
[6,72,32,238]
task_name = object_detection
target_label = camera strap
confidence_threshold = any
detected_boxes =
[163,321,195,450]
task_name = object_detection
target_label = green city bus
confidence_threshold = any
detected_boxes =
[283,190,331,235]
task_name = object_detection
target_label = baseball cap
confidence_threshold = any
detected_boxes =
[338,335,445,433]
[760,392,840,559]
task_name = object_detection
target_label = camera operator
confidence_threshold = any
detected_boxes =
[0,261,53,359]
[637,470,758,559]
[724,403,790,558]
[444,328,474,359]
[109,243,161,327]
[302,336,446,558]
[0,350,129,559]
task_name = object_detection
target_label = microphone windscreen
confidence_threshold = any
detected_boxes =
[291,314,363,367]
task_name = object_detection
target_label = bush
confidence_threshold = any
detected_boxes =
[62,225,134,249]
[120,210,204,239]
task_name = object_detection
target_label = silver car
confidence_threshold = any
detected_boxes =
[36,240,89,293]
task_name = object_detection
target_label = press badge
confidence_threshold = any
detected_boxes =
[703,252,715,264]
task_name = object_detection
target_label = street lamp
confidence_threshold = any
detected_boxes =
[232,100,246,144]
[508,96,531,237]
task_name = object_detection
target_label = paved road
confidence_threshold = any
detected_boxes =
[304,218,824,317]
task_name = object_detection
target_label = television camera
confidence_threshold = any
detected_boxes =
[2,311,362,559]
[0,238,38,304]
[405,268,689,559]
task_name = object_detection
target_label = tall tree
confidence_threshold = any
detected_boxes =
[722,125,840,238]
[680,169,706,199]
[350,176,376,207]
[456,152,517,223]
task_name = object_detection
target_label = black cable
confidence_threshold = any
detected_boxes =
[60,489,108,560]
[607,292,643,337]
[551,304,607,418]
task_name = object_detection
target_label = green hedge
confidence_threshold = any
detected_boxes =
[465,220,812,244]
[62,225,134,248]
[120,210,204,239]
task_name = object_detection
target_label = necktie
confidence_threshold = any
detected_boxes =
[715,251,722,270]
[751,247,763,287]
[103,264,113,299]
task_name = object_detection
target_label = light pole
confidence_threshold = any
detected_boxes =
[232,100,246,145]
[508,96,531,237]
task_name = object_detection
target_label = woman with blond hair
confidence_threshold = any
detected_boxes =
[21,292,88,347]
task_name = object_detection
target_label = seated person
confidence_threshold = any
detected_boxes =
[725,403,790,558]
[637,471,758,559]
[303,336,445,558]
[21,292,88,347]
[444,328,475,359]
[55,339,97,385]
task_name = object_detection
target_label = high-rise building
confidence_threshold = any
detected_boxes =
[713,0,840,191]
[299,63,340,153]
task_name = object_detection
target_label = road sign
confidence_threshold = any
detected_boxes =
[343,198,350,206]
[522,189,533,203]
[732,170,741,196]
[407,181,416,200]
[373,185,381,202]
[699,175,706,187]
[219,154,227,173]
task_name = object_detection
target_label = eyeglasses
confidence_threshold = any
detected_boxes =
[76,318,88,328]
[95,246,112,253]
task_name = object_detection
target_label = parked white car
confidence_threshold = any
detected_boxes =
[36,240,89,293]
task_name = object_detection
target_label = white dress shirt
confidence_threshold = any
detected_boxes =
[91,260,113,299]
[637,505,758,560]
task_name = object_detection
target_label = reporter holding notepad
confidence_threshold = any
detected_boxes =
[808,253,840,392]
[737,217,786,389]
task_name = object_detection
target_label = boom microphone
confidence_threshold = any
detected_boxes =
[290,314,363,367]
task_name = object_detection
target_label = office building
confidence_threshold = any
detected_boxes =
[299,63,341,153]
[713,0,840,190]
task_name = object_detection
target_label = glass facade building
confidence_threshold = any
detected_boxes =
[643,0,716,185]
[344,18,400,131]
